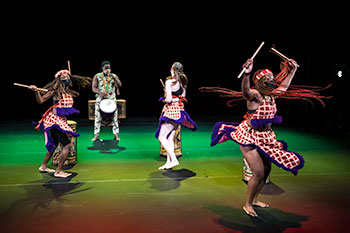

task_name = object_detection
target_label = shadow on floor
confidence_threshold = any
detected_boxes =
[0,173,92,220]
[205,204,308,233]
[148,168,197,191]
[87,140,126,154]
[242,181,285,195]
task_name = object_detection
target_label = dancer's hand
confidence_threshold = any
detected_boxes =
[28,85,38,91]
[288,59,298,70]
[243,59,253,74]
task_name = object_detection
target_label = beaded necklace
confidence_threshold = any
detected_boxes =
[101,72,110,94]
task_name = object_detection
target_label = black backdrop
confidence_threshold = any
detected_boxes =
[2,3,349,135]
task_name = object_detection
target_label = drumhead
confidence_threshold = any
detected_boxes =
[100,99,117,113]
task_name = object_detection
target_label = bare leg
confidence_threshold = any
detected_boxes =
[253,156,271,207]
[38,151,56,173]
[159,130,175,170]
[240,145,265,217]
[54,144,72,178]
[158,122,179,170]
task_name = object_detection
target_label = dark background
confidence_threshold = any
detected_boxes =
[2,2,349,135]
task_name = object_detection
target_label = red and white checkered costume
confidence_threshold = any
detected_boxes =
[155,96,197,138]
[35,92,80,152]
[211,97,304,175]
[161,100,185,121]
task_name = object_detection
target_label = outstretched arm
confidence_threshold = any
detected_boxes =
[28,85,54,104]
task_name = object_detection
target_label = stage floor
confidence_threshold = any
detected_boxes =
[0,117,349,233]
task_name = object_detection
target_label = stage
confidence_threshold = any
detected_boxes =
[0,117,349,233]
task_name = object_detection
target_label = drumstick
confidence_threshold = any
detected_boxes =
[160,79,165,88]
[14,83,48,92]
[237,41,265,78]
[68,60,71,74]
[270,47,300,67]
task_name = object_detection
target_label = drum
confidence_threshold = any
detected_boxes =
[100,99,117,125]
[52,120,77,166]
[88,99,126,121]
[160,125,182,157]
[242,158,270,183]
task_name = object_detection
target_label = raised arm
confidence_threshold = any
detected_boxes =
[241,59,256,101]
[113,74,122,88]
[275,59,298,93]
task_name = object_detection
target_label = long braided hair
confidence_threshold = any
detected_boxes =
[199,60,331,107]
[41,71,92,100]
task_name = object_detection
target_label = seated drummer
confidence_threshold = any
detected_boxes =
[91,61,122,141]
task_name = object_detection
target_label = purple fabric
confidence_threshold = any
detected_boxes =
[56,107,80,116]
[250,115,283,129]
[210,121,304,175]
[211,121,240,146]
[154,111,197,139]
[38,122,80,152]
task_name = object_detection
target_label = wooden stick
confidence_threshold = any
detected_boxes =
[14,83,48,92]
[237,41,265,78]
[160,79,165,88]
[270,47,300,67]
[68,60,71,74]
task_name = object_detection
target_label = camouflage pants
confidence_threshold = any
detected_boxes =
[94,97,119,137]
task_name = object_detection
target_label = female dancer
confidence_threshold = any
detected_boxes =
[155,62,197,170]
[201,57,330,217]
[29,69,89,178]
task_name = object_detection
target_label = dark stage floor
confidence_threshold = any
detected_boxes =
[0,117,349,233]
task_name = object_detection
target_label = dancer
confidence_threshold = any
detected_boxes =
[29,70,82,178]
[200,56,330,217]
[155,62,197,170]
[92,61,122,141]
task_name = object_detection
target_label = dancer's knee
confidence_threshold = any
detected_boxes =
[252,170,265,182]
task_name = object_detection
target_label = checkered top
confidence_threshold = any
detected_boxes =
[250,97,277,120]
[56,93,74,108]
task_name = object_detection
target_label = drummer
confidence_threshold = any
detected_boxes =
[91,61,122,141]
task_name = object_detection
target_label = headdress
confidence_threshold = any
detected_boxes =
[55,69,70,78]
[254,69,273,83]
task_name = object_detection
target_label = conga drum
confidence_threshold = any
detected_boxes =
[242,158,270,183]
[88,100,95,120]
[100,99,117,125]
[88,99,126,120]
[117,99,126,119]
[52,120,78,166]
[160,125,182,157]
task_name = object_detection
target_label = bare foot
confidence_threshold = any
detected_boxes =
[165,160,179,169]
[91,136,99,141]
[54,171,72,178]
[38,167,55,173]
[114,135,120,141]
[158,160,171,170]
[243,205,258,217]
[253,200,269,208]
